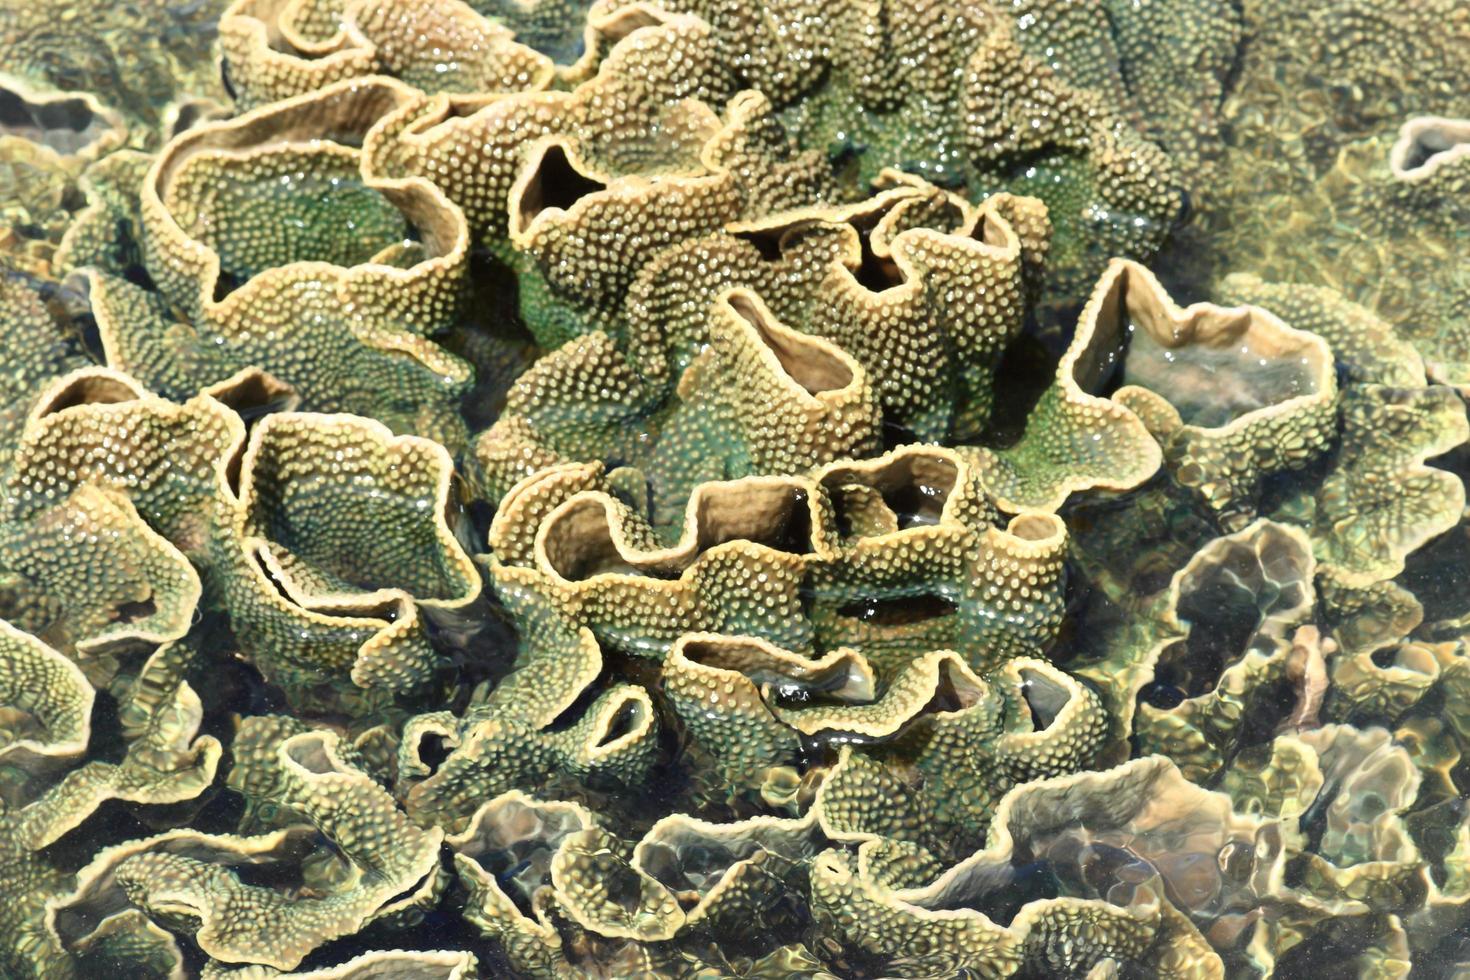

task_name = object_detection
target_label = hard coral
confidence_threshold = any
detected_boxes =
[2,0,1470,977]
[135,76,474,447]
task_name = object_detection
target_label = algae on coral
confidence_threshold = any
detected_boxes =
[1,0,1469,976]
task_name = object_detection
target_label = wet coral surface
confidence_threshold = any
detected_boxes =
[1,0,1469,977]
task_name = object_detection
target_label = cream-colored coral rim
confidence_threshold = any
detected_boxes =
[1162,518,1315,636]
[59,486,205,655]
[15,368,250,522]
[0,618,94,764]
[532,474,820,586]
[714,287,868,407]
[576,684,658,760]
[995,657,1094,749]
[774,649,991,738]
[631,808,824,916]
[506,133,724,245]
[1077,259,1335,439]
[814,753,1280,929]
[669,632,877,703]
[1389,116,1470,182]
[143,76,470,318]
[816,445,967,528]
[668,637,1015,741]
[727,185,926,269]
[234,410,480,608]
[47,825,317,950]
[222,0,555,88]
[0,73,127,164]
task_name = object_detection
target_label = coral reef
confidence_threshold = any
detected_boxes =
[1,0,1469,977]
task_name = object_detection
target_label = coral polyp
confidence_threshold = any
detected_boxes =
[1,0,1469,976]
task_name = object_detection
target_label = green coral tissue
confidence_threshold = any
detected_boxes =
[1,0,1469,975]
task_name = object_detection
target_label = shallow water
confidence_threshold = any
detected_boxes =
[1,0,1469,977]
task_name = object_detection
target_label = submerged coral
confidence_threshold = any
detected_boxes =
[1,0,1469,977]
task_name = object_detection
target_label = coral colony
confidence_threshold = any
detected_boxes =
[0,0,1469,976]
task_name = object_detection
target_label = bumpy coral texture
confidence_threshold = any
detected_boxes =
[1,0,1469,978]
